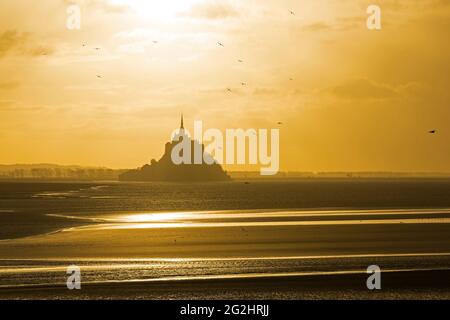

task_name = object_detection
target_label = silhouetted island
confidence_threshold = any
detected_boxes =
[119,116,231,182]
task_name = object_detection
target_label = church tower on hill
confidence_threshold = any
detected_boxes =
[119,115,230,182]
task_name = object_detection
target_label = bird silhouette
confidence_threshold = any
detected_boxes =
[95,47,101,50]
[152,40,158,44]
[96,75,102,78]
[217,42,224,47]
[289,77,293,81]
[241,82,246,86]
[429,130,437,134]
[289,10,295,15]
[277,122,283,125]
[238,59,243,63]
[226,88,232,92]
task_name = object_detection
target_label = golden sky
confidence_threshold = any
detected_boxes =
[0,0,449,171]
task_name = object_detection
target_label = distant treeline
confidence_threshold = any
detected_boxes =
[229,171,450,179]
[1,165,449,181]
[0,164,127,180]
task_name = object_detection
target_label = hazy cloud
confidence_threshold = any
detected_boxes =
[301,22,332,32]
[378,0,450,10]
[62,0,131,14]
[0,100,14,108]
[181,1,239,19]
[0,30,53,58]
[0,81,19,90]
[253,88,277,96]
[325,79,399,100]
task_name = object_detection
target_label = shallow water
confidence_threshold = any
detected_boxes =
[1,253,450,289]
[1,180,450,298]
[1,179,450,239]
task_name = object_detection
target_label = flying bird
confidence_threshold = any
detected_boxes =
[152,40,159,44]
[289,77,293,81]
[241,82,247,86]
[238,59,244,63]
[277,122,283,125]
[429,130,437,134]
[217,42,224,47]
[96,75,102,78]
[289,10,295,15]
[95,47,101,50]
[226,88,232,92]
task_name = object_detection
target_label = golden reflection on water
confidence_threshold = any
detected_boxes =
[111,208,450,223]
[122,212,188,223]
[84,218,450,231]
[49,208,450,232]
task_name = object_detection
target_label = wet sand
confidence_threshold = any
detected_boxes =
[1,208,450,299]
[2,269,450,300]
[1,181,450,299]
[1,208,450,259]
